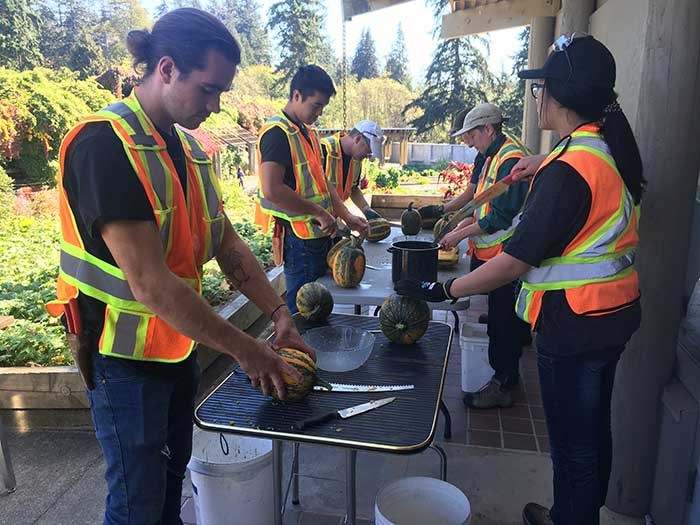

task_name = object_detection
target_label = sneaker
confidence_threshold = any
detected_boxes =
[522,503,553,525]
[463,377,513,409]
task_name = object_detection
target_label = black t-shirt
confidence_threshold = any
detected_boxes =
[504,158,641,356]
[258,112,313,191]
[471,152,485,185]
[63,121,195,374]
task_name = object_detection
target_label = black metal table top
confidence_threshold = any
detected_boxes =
[194,313,453,453]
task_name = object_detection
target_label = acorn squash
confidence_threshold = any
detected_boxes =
[263,348,332,401]
[379,294,430,344]
[400,202,422,236]
[332,243,366,288]
[366,218,391,242]
[296,282,334,322]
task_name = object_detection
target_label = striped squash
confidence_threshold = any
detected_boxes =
[296,282,334,322]
[379,294,430,344]
[326,236,364,267]
[366,218,391,242]
[265,348,332,401]
[332,244,366,288]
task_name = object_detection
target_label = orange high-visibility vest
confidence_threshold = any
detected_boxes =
[469,132,530,261]
[515,123,640,326]
[254,113,332,239]
[321,132,362,201]
[46,92,225,363]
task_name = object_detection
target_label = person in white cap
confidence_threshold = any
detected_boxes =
[321,120,387,221]
[434,102,533,410]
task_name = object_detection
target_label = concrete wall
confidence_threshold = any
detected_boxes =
[590,0,649,129]
[388,142,476,165]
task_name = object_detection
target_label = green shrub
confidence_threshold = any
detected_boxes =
[0,165,13,220]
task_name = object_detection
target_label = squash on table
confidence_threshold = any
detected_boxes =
[400,202,422,236]
[433,213,454,240]
[332,243,366,288]
[379,294,430,344]
[262,348,332,401]
[366,218,391,242]
[296,282,334,322]
[326,235,363,267]
[438,246,459,268]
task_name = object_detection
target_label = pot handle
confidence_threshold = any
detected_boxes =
[387,247,397,254]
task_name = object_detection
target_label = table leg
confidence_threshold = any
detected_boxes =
[292,442,300,505]
[345,449,357,525]
[451,310,460,335]
[373,305,381,316]
[439,399,452,439]
[273,440,283,525]
[430,444,448,481]
[0,416,16,494]
[354,304,361,315]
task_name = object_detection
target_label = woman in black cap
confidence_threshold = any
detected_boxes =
[396,34,645,525]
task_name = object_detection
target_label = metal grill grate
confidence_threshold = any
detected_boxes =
[195,314,453,453]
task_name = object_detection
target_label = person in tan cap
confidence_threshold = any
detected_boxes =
[437,102,532,410]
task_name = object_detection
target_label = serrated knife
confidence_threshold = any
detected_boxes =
[292,397,396,430]
[313,383,414,392]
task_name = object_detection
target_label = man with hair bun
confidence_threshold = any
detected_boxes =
[47,8,315,523]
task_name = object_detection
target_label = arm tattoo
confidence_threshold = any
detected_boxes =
[218,246,250,289]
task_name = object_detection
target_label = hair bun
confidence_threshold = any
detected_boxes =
[126,29,151,65]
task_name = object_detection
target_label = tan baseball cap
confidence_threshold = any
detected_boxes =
[451,103,507,137]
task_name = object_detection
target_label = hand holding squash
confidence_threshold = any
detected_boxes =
[238,339,303,399]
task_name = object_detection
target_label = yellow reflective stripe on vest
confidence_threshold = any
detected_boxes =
[471,213,521,248]
[98,101,159,148]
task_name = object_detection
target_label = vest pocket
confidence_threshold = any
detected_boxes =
[100,304,154,360]
[203,213,225,262]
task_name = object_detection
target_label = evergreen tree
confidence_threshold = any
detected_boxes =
[154,0,168,17]
[384,23,411,88]
[208,0,271,66]
[491,26,530,136]
[267,0,335,87]
[0,0,44,70]
[350,28,379,80]
[404,36,492,137]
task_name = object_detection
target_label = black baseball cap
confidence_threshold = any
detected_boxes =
[518,34,616,89]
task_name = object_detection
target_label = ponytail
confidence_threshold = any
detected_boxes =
[547,79,646,204]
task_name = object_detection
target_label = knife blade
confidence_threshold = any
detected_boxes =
[435,171,519,242]
[313,383,414,392]
[292,397,396,430]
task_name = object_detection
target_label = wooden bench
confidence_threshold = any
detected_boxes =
[369,194,445,222]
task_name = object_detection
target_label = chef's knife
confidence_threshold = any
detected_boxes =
[313,383,414,392]
[435,171,520,242]
[292,397,396,430]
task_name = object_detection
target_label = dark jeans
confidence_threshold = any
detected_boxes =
[87,353,200,525]
[537,346,623,525]
[472,256,529,386]
[283,229,331,313]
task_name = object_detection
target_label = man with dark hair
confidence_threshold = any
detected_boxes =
[47,9,314,523]
[321,119,385,219]
[255,65,369,313]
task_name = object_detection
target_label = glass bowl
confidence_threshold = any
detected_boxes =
[302,326,376,372]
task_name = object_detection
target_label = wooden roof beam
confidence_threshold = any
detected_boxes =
[341,0,415,21]
[440,0,560,39]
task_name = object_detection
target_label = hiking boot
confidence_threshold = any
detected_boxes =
[463,377,513,409]
[522,503,553,525]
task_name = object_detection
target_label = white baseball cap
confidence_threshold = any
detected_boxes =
[354,120,385,160]
[451,103,507,137]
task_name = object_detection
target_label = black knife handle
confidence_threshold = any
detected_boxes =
[292,411,338,431]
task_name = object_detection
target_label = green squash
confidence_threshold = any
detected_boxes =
[367,218,391,242]
[296,282,334,322]
[400,202,422,236]
[332,244,366,288]
[379,294,430,344]
[265,348,332,401]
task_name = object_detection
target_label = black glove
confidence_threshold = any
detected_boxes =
[362,207,383,221]
[418,204,444,220]
[394,278,457,303]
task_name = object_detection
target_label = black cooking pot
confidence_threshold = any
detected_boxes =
[388,240,439,283]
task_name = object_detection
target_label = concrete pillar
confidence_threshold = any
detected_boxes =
[522,16,555,153]
[606,0,700,516]
[248,143,257,176]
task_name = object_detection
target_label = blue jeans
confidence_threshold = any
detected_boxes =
[283,229,331,313]
[537,346,623,525]
[87,352,200,525]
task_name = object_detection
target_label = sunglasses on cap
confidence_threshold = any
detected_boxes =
[360,131,387,146]
[552,31,589,82]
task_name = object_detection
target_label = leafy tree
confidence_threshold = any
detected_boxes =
[267,0,335,87]
[351,28,379,80]
[208,0,271,66]
[491,26,529,136]
[404,36,492,139]
[154,0,168,17]
[384,23,411,88]
[0,0,44,70]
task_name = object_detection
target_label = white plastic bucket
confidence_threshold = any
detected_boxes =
[187,428,273,525]
[375,476,471,525]
[460,322,494,392]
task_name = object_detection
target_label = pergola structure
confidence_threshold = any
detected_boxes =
[318,127,416,166]
[192,123,258,177]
